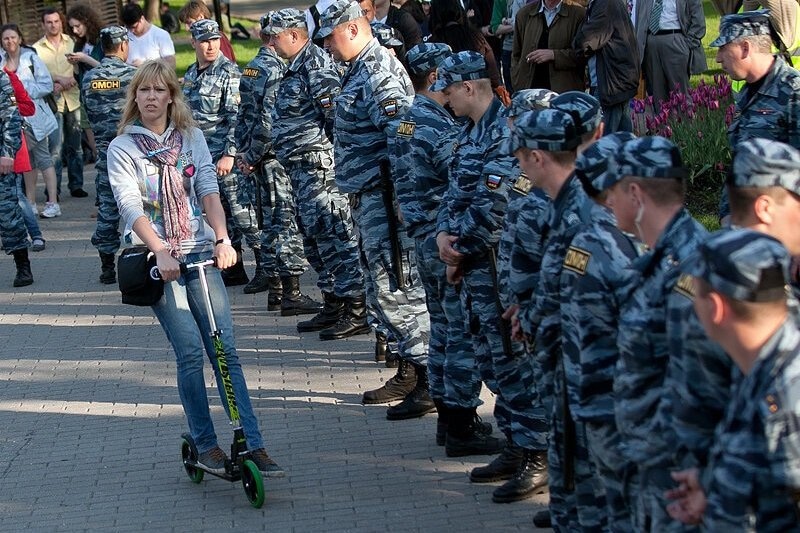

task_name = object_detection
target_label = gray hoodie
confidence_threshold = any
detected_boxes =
[107,123,219,255]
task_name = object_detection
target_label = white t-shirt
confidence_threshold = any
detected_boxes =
[126,24,176,65]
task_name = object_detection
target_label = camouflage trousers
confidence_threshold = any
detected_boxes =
[284,151,363,297]
[548,365,607,532]
[247,159,305,277]
[461,257,546,445]
[91,156,121,255]
[217,166,261,252]
[350,189,429,365]
[0,171,28,253]
[584,421,634,533]
[415,233,481,407]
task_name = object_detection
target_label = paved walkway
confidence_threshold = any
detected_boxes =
[0,166,547,532]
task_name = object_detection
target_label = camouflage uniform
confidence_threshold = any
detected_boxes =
[433,55,545,452]
[391,44,467,409]
[711,12,800,219]
[270,35,363,299]
[182,24,261,254]
[610,137,706,532]
[682,229,800,532]
[325,25,429,365]
[234,43,305,279]
[0,70,25,253]
[509,108,607,530]
[82,49,136,256]
[560,134,640,532]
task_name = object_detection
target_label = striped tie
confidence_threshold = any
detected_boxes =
[648,0,663,34]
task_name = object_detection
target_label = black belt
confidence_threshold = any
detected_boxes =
[650,29,682,35]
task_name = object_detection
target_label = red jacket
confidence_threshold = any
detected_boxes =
[4,67,33,173]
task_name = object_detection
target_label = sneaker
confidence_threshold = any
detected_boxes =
[251,448,285,478]
[31,238,45,252]
[40,202,61,218]
[197,446,228,474]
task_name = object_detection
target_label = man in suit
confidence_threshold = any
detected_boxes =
[635,0,706,105]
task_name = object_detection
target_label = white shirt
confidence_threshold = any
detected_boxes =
[657,0,681,31]
[126,24,176,66]
[305,0,338,37]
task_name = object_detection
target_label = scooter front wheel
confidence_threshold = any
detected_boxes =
[181,436,204,484]
[241,459,265,508]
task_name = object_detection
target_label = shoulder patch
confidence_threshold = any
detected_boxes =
[90,79,121,91]
[512,174,532,195]
[563,246,591,275]
[242,67,260,78]
[396,120,416,137]
[318,94,333,109]
[674,273,695,299]
[485,174,504,190]
[381,98,399,117]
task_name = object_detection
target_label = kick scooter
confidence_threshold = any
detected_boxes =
[178,258,266,508]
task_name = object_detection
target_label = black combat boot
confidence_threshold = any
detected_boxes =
[533,509,551,528]
[221,244,249,287]
[491,449,549,503]
[297,292,345,332]
[384,346,399,368]
[386,363,437,420]
[99,252,116,284]
[470,432,524,482]
[267,276,282,311]
[435,402,493,446]
[374,331,388,363]
[362,359,416,404]
[445,408,505,457]
[12,249,32,287]
[243,253,270,294]
[318,293,370,340]
[280,276,322,316]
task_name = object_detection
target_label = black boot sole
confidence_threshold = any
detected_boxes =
[99,275,116,284]
[318,323,371,340]
[362,388,414,404]
[491,485,548,503]
[13,277,33,287]
[386,403,437,420]
[242,284,269,294]
[280,307,323,317]
[296,318,340,333]
[469,471,516,483]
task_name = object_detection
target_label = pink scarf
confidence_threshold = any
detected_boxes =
[130,128,191,258]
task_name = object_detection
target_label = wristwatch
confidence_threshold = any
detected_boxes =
[215,238,232,246]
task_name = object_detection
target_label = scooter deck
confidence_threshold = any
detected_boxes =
[184,459,243,482]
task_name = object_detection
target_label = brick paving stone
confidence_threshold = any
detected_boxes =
[0,165,549,532]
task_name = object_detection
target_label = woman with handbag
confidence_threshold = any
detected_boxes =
[0,24,61,219]
[107,59,285,478]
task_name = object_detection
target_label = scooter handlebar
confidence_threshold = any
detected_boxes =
[179,257,218,275]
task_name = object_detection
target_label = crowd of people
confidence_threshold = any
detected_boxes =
[0,0,798,530]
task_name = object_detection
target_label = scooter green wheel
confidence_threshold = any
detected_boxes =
[241,460,265,508]
[181,438,204,484]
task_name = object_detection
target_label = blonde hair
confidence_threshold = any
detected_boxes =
[118,60,196,135]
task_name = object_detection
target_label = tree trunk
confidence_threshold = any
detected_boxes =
[144,0,160,23]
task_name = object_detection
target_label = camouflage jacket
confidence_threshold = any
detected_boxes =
[0,70,21,161]
[333,38,413,193]
[273,40,341,163]
[183,53,241,160]
[234,46,285,166]
[614,208,708,469]
[703,317,800,532]
[390,93,458,240]
[81,56,136,151]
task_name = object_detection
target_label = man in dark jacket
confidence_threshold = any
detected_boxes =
[573,0,640,133]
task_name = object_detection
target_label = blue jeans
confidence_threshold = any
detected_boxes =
[152,251,265,454]
[53,108,84,194]
[602,100,633,134]
[15,174,42,240]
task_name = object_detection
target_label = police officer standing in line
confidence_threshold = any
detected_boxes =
[82,26,136,286]
[390,43,501,434]
[432,51,548,502]
[713,11,800,223]
[666,229,800,531]
[234,13,313,313]
[319,0,433,417]
[265,8,369,339]
[0,68,30,287]
[610,136,707,532]
[182,20,264,290]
